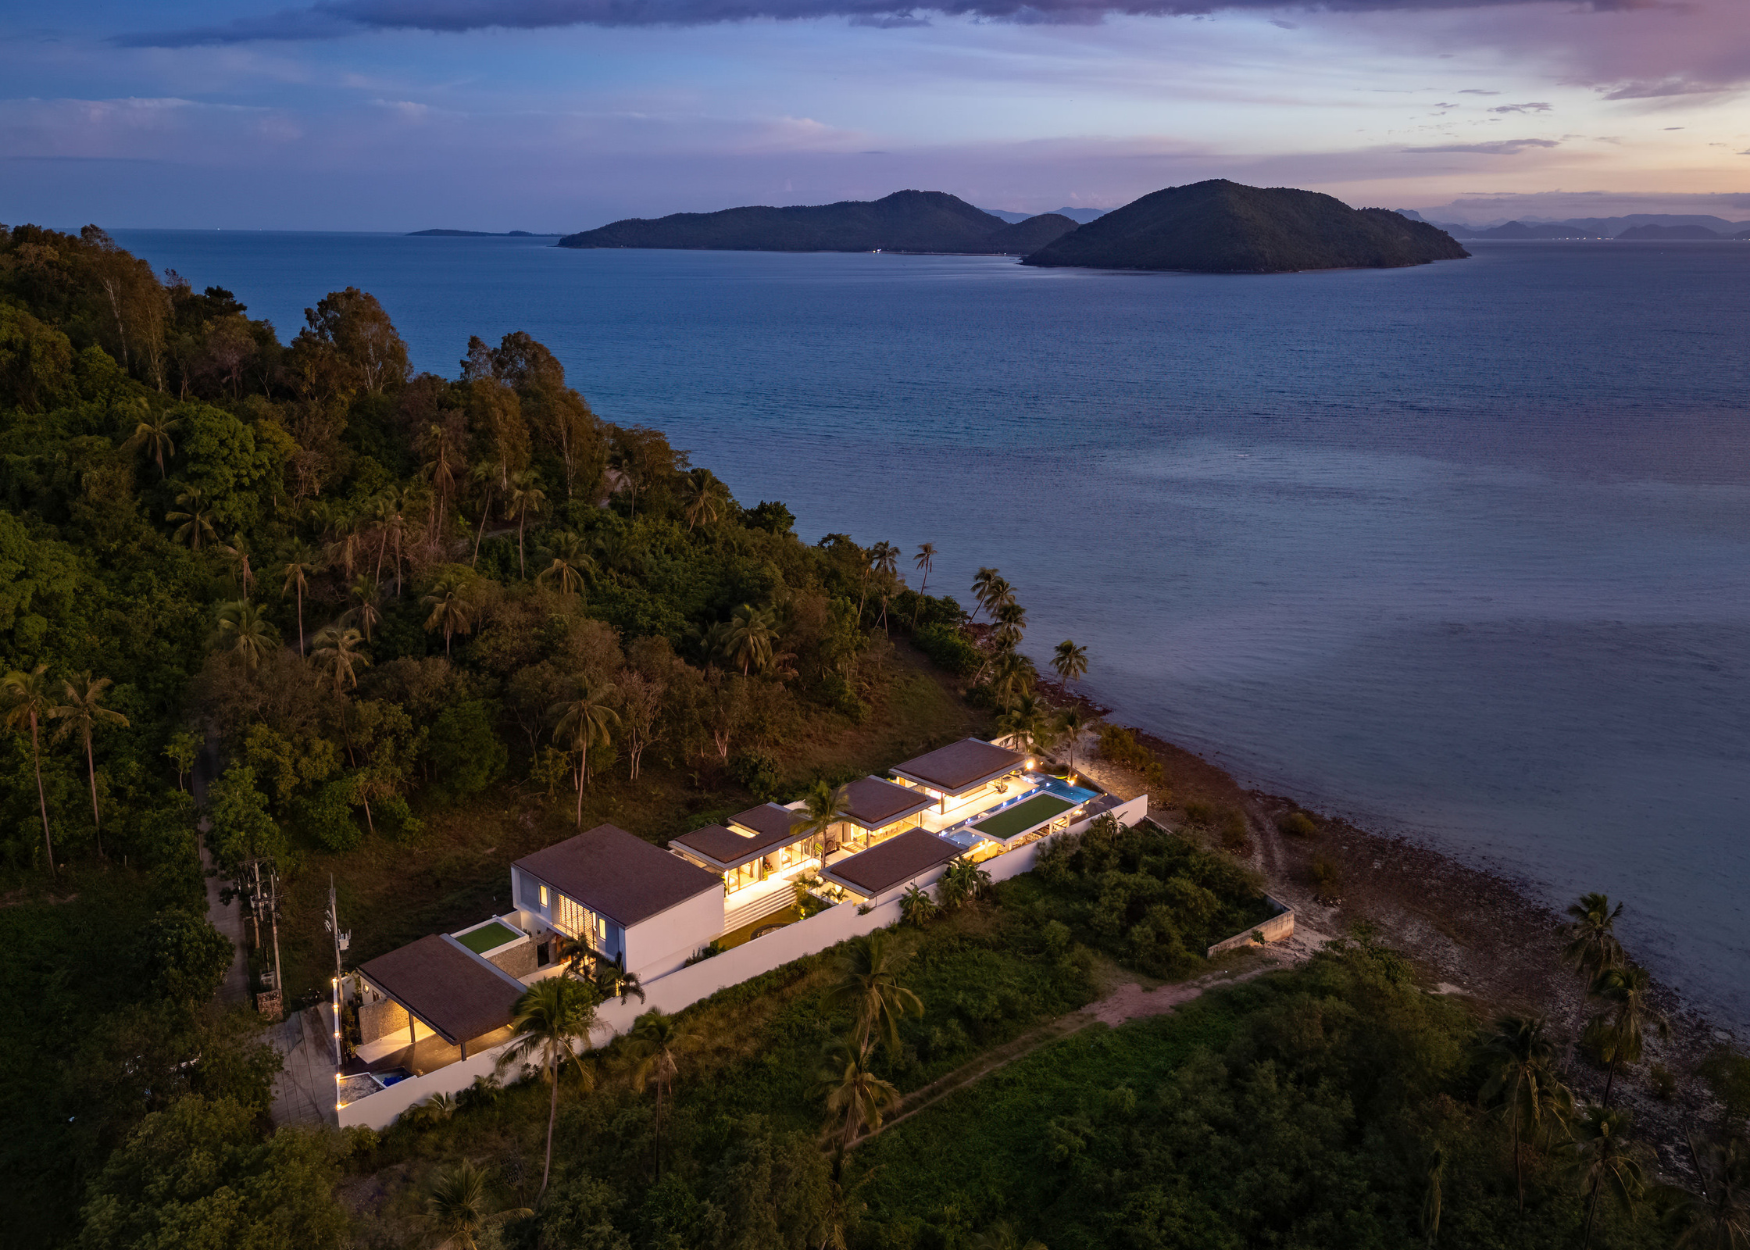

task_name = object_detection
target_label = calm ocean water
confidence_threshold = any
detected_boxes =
[116,230,1750,1029]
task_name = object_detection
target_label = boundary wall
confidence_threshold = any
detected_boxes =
[1205,892,1296,957]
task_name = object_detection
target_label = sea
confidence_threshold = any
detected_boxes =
[113,230,1750,1032]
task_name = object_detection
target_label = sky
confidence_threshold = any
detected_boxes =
[2,0,1749,231]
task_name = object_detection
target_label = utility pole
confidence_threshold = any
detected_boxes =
[267,866,284,1017]
[324,875,349,1065]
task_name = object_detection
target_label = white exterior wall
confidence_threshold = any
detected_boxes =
[623,887,725,981]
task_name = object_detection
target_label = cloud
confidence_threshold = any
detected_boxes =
[1402,138,1559,153]
[1489,101,1551,113]
[1457,89,1501,95]
[114,0,1649,45]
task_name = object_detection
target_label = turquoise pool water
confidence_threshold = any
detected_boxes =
[1038,777,1098,804]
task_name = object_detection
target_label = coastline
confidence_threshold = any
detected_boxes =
[1038,675,1732,1175]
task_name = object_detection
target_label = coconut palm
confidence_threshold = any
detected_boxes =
[537,531,595,597]
[280,546,317,655]
[1051,639,1088,690]
[49,673,128,855]
[344,576,382,643]
[166,485,216,550]
[628,1009,696,1179]
[723,603,776,676]
[991,599,1027,650]
[310,624,371,694]
[1570,1104,1643,1249]
[996,692,1054,757]
[3,665,59,876]
[549,679,619,826]
[220,534,255,599]
[987,650,1036,707]
[913,543,936,593]
[590,954,645,1006]
[210,600,280,674]
[508,470,545,578]
[1586,963,1668,1107]
[824,932,922,1060]
[792,781,853,856]
[422,573,476,657]
[124,410,180,478]
[682,467,725,531]
[1480,1015,1574,1210]
[816,1039,901,1155]
[425,1159,530,1250]
[1055,706,1098,775]
[1565,893,1625,981]
[899,884,938,928]
[421,423,459,538]
[468,461,499,568]
[970,567,999,621]
[497,976,598,1201]
[1671,1133,1750,1249]
[937,855,991,912]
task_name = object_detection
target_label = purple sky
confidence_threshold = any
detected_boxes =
[3,0,1748,230]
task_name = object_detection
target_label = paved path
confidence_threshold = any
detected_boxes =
[269,1006,340,1128]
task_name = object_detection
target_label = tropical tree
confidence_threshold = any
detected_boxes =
[344,577,381,643]
[1055,706,1098,774]
[280,547,317,655]
[1480,1015,1574,1210]
[50,673,128,854]
[1586,963,1668,1107]
[422,573,476,657]
[914,542,936,593]
[424,1159,531,1250]
[817,1039,901,1157]
[723,603,776,676]
[899,884,938,928]
[970,567,999,621]
[937,856,992,912]
[791,781,851,857]
[991,600,1027,654]
[628,1010,696,1179]
[1051,639,1088,690]
[1565,893,1626,981]
[166,485,216,550]
[1671,1133,1750,1249]
[210,600,280,674]
[988,651,1036,708]
[824,932,923,1060]
[310,624,371,694]
[124,410,179,478]
[869,542,900,629]
[537,531,595,597]
[508,469,545,578]
[682,467,725,531]
[220,534,255,599]
[549,679,619,825]
[970,1223,1047,1250]
[497,976,599,1201]
[468,461,499,569]
[3,665,60,876]
[590,955,645,1006]
[996,692,1055,758]
[1570,1104,1643,1249]
[421,422,460,540]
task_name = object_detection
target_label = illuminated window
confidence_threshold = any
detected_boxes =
[555,893,588,939]
[538,884,549,908]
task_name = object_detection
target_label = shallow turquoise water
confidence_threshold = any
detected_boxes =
[115,231,1750,1029]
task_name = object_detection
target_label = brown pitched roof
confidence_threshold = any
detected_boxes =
[824,829,960,899]
[669,821,802,870]
[840,776,934,829]
[357,934,525,1044]
[729,803,801,842]
[891,738,1027,794]
[515,824,721,927]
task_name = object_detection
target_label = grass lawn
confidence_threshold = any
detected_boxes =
[454,921,520,955]
[974,793,1074,840]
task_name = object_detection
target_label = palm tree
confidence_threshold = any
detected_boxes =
[868,542,900,629]
[970,567,999,621]
[537,531,595,597]
[280,547,317,655]
[987,651,1035,707]
[468,461,499,569]
[310,624,371,694]
[1571,1104,1643,1249]
[508,470,545,578]
[421,423,459,539]
[344,577,382,643]
[549,680,619,826]
[824,932,923,1060]
[628,1010,695,1179]
[210,600,280,674]
[682,467,725,531]
[166,486,216,550]
[1051,639,1088,691]
[1672,1133,1750,1249]
[936,856,991,911]
[899,884,938,928]
[497,976,598,1201]
[424,1159,531,1250]
[723,603,776,676]
[124,411,179,478]
[220,534,255,599]
[1056,706,1098,775]
[1480,1015,1573,1210]
[3,665,59,876]
[992,599,1027,652]
[1586,963,1667,1107]
[1565,893,1625,981]
[422,574,476,657]
[792,781,852,855]
[914,543,936,593]
[816,1039,901,1155]
[996,692,1054,757]
[49,673,128,855]
[590,954,645,1006]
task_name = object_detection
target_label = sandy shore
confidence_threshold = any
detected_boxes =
[1038,677,1732,1178]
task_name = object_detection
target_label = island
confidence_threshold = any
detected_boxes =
[408,229,556,237]
[555,189,1078,254]
[1020,179,1470,273]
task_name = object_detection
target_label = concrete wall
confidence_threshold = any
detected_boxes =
[624,887,726,981]
[1206,892,1296,958]
[338,794,1149,1130]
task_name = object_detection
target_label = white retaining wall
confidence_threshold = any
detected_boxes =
[337,791,1149,1130]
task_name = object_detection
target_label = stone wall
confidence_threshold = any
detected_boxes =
[1206,893,1296,958]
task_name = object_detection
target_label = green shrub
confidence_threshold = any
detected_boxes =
[296,778,362,852]
[1310,856,1342,903]
[728,751,780,799]
[144,912,234,1003]
[425,700,507,800]
[1218,808,1249,852]
[1278,810,1319,838]
[914,623,981,677]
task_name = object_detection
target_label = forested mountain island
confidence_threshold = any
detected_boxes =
[0,224,1737,1250]
[1022,179,1470,273]
[556,190,1078,254]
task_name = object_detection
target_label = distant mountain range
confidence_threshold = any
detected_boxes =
[556,191,1079,255]
[1398,211,1750,241]
[982,206,1110,225]
[409,229,558,237]
[1023,180,1468,273]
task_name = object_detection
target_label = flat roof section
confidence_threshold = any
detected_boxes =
[516,823,722,927]
[358,934,525,1045]
[823,829,961,899]
[839,776,935,830]
[973,793,1074,842]
[729,803,801,842]
[891,738,1027,795]
[669,821,800,871]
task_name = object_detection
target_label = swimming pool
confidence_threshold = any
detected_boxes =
[1034,776,1098,804]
